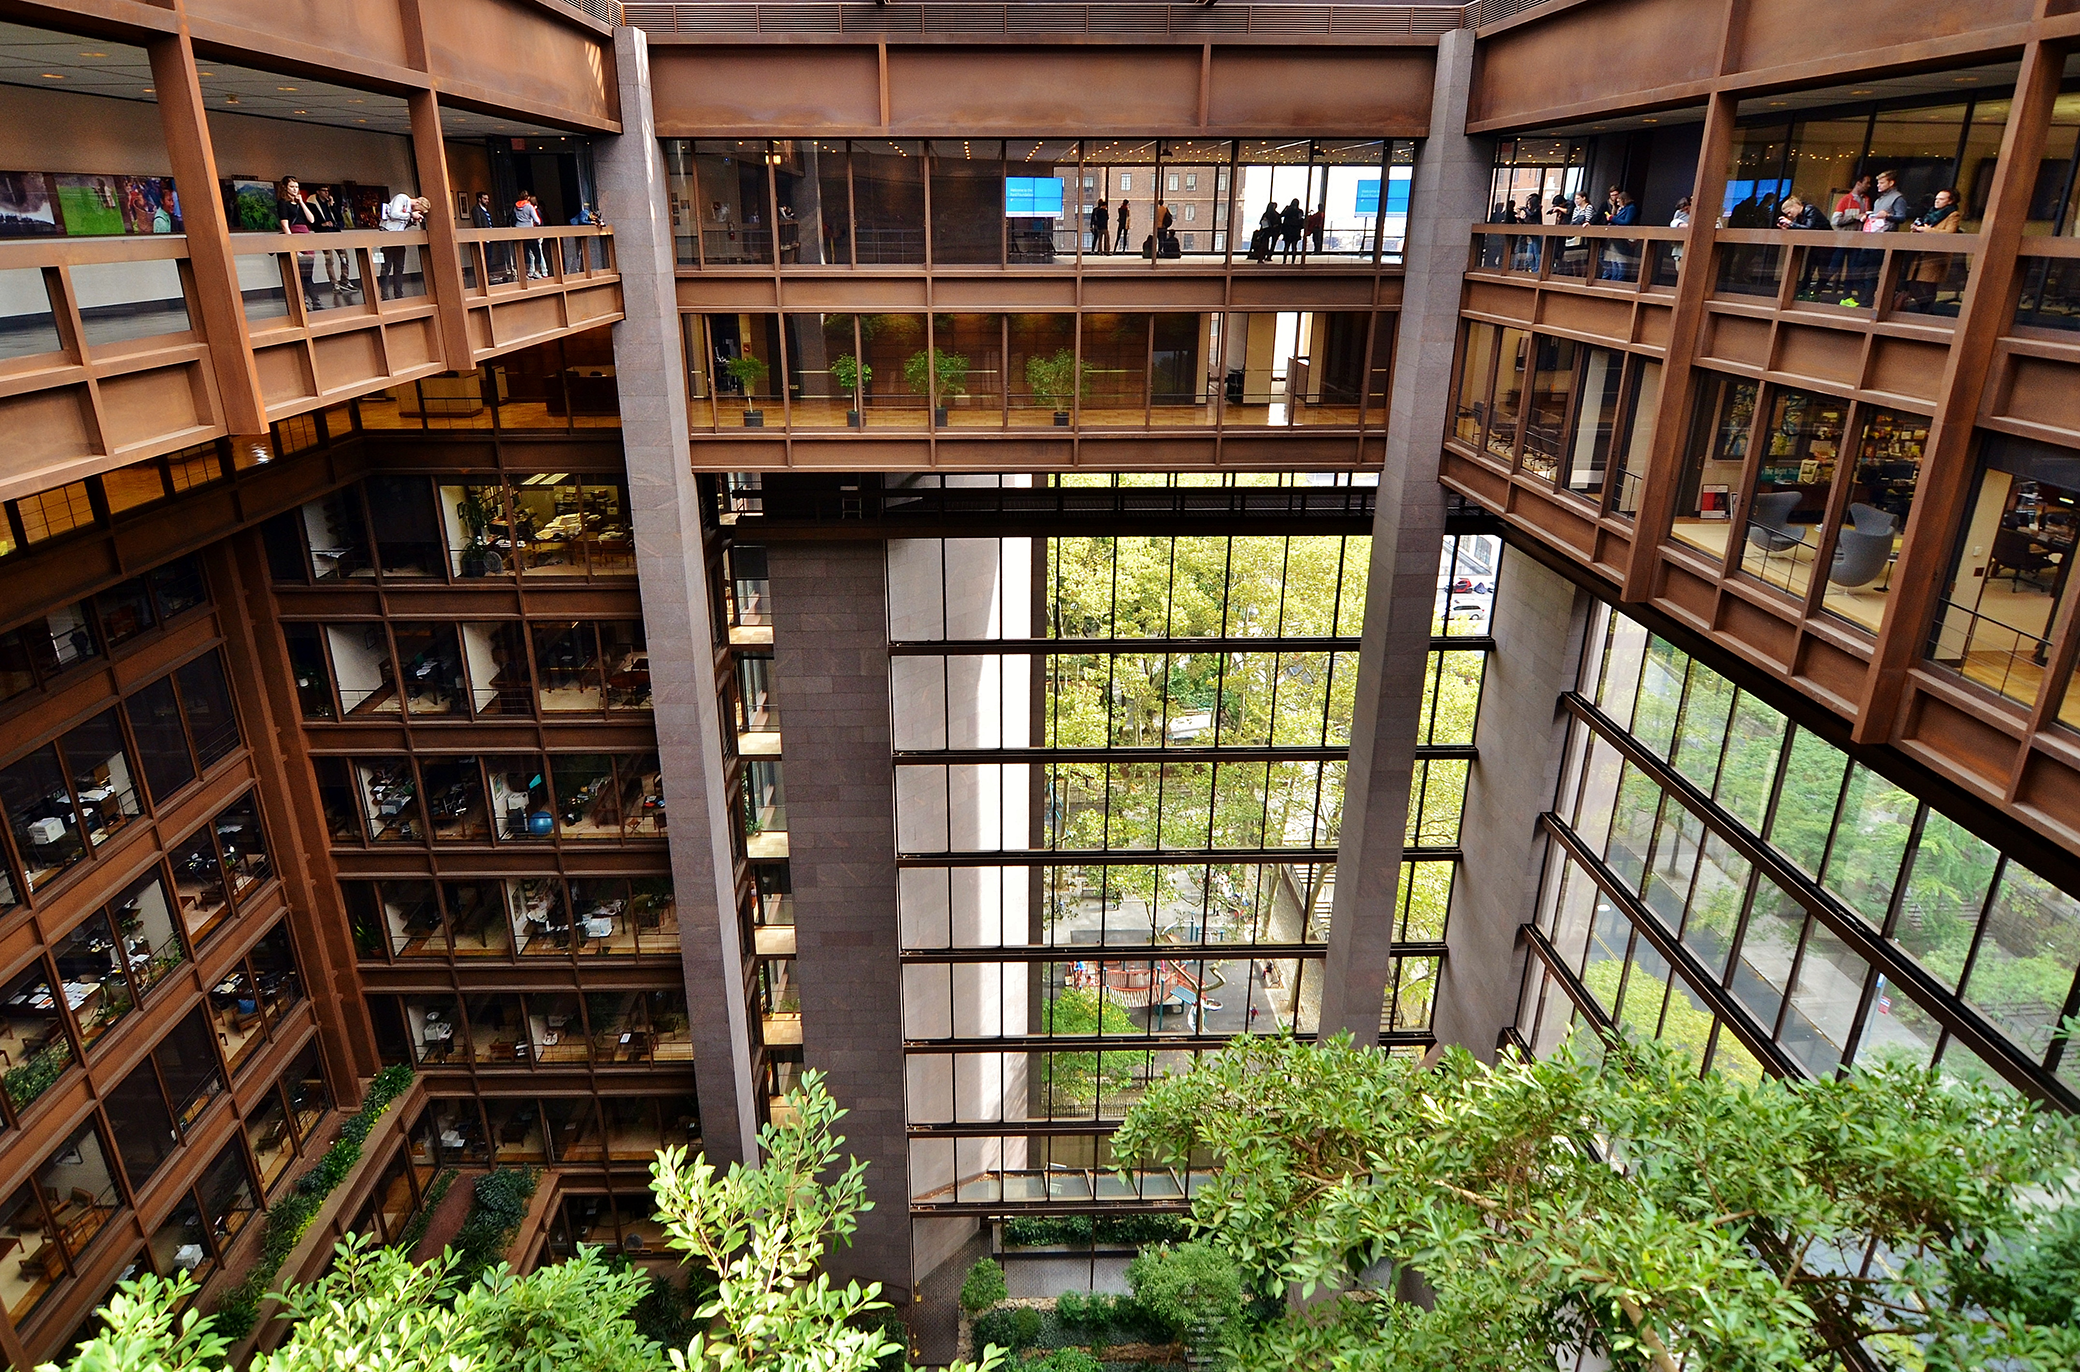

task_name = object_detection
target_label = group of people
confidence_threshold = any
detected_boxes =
[1488,184,1671,277]
[1087,198,1190,259]
[1084,195,1327,263]
[1490,184,1655,230]
[1759,171,1961,307]
[273,176,435,307]
[275,179,607,307]
[1247,199,1325,263]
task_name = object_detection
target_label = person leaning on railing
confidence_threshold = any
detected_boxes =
[377,193,431,301]
[1900,188,1962,311]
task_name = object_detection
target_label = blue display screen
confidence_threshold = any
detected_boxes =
[1354,175,1411,216]
[1005,176,1065,217]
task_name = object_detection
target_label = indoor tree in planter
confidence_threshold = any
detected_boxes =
[724,353,771,426]
[904,347,969,426]
[830,353,872,428]
[1025,348,1086,425]
[452,486,501,577]
[1113,1030,2080,1372]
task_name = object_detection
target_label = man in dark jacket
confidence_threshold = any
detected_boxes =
[472,191,510,282]
[1089,197,1109,255]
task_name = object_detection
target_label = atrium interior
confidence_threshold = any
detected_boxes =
[0,0,2073,1366]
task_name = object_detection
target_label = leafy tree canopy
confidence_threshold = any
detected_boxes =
[46,1072,1006,1372]
[1111,1032,2080,1372]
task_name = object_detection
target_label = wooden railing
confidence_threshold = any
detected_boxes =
[1705,226,1983,327]
[0,234,215,503]
[453,225,623,360]
[1466,220,1688,294]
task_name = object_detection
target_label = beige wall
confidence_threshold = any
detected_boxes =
[0,85,416,200]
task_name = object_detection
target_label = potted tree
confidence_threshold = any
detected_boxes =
[724,353,770,426]
[905,347,969,427]
[1026,348,1085,426]
[830,352,871,428]
[453,486,500,577]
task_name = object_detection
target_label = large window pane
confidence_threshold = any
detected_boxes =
[174,653,239,766]
[1,959,76,1115]
[52,911,134,1051]
[929,140,1002,265]
[1928,436,2078,718]
[1820,409,1923,632]
[1962,861,2080,1063]
[1736,388,1848,602]
[0,746,86,892]
[852,140,926,264]
[1671,373,1756,557]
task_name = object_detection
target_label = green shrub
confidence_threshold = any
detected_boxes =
[452,1167,541,1277]
[1036,1351,1103,1372]
[1052,1290,1164,1344]
[1127,1241,1245,1350]
[960,1256,1008,1313]
[972,1304,1044,1353]
[1002,1213,1189,1247]
[210,1064,415,1341]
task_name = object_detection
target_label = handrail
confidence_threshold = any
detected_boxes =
[623,3,1471,37]
[2014,236,2080,260]
[1472,222,1685,241]
[1713,226,1988,253]
[0,235,191,268]
[458,224,616,243]
[231,228,430,251]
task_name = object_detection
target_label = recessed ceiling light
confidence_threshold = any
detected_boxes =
[142,87,153,93]
[355,118,367,123]
[1642,118,1659,124]
[1953,76,1977,83]
[1850,89,1874,95]
[197,71,213,77]
[79,51,106,58]
[278,86,297,92]
[348,98,364,104]
[39,73,62,79]
[293,108,306,114]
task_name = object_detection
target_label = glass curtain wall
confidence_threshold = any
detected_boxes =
[1520,602,2079,1101]
[661,140,1415,268]
[685,311,1394,434]
[891,528,1371,1209]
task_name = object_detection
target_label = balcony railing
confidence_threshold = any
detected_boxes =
[0,234,214,501]
[1708,227,1980,325]
[1467,221,1686,293]
[0,219,621,495]
[2012,237,2080,335]
[624,2,1470,36]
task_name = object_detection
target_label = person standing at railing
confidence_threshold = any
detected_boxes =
[472,191,510,284]
[1511,194,1544,271]
[377,192,428,300]
[1599,190,1641,279]
[1901,188,1961,312]
[514,192,548,279]
[1089,196,1109,254]
[1114,199,1132,254]
[275,177,324,313]
[1669,196,1692,229]
[308,185,357,307]
[1279,198,1304,263]
[1866,171,1910,233]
